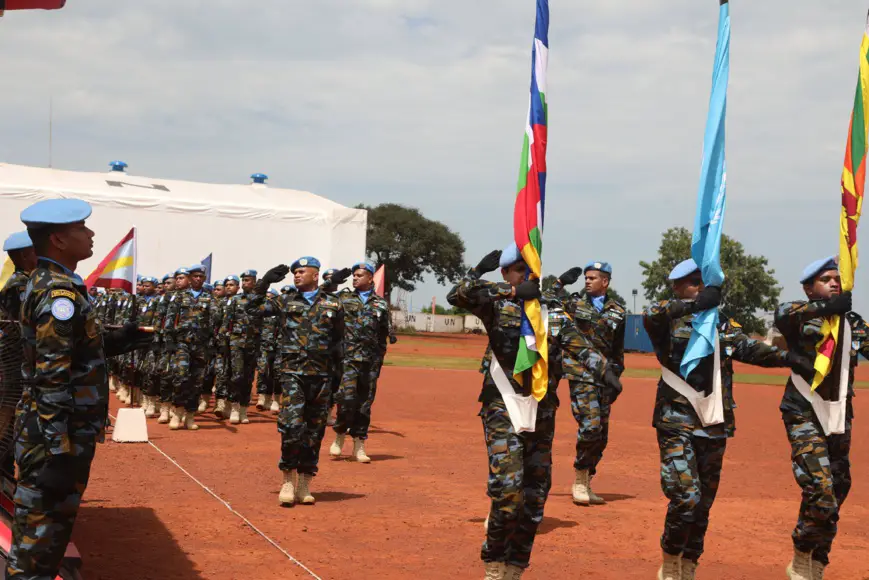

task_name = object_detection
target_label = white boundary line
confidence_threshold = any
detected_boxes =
[108,413,322,580]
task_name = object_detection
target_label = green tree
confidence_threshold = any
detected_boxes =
[639,227,781,335]
[422,305,449,314]
[357,203,466,304]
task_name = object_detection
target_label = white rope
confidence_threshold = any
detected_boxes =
[109,413,322,580]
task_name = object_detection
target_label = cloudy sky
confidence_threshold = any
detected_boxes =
[1,1,867,314]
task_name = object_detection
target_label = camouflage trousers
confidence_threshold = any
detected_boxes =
[333,360,379,440]
[569,380,611,475]
[657,429,727,562]
[783,412,852,566]
[229,347,256,406]
[278,374,332,475]
[139,348,161,397]
[202,353,216,397]
[256,353,277,396]
[171,343,207,412]
[7,411,96,579]
[480,396,556,569]
[157,347,174,403]
[213,353,230,400]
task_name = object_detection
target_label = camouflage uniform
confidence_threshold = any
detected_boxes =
[136,294,161,399]
[248,289,343,475]
[256,310,278,398]
[0,270,30,476]
[152,291,176,404]
[447,269,559,570]
[220,292,261,407]
[211,294,230,401]
[774,301,869,566]
[0,270,30,322]
[9,259,108,578]
[644,300,793,562]
[332,289,390,440]
[164,288,215,412]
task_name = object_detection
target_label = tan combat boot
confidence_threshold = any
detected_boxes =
[681,559,697,580]
[811,560,826,580]
[239,405,250,424]
[352,438,371,463]
[502,565,524,580]
[197,395,208,413]
[295,473,315,504]
[658,552,681,580]
[143,396,157,418]
[214,398,227,419]
[329,434,345,457]
[168,407,182,430]
[116,384,129,402]
[157,402,171,424]
[786,549,813,580]
[184,411,199,431]
[270,397,280,413]
[229,402,241,425]
[484,562,506,580]
[588,474,606,505]
[572,469,591,505]
[279,470,297,506]
[256,394,267,410]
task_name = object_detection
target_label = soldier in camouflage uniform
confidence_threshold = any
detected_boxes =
[1,231,36,322]
[643,259,812,580]
[448,244,557,580]
[135,277,161,417]
[328,261,390,463]
[153,273,176,423]
[219,269,261,425]
[112,290,135,405]
[248,257,343,507]
[320,268,347,426]
[163,264,215,431]
[774,257,867,580]
[212,275,240,419]
[203,280,225,413]
[9,198,150,580]
[256,288,281,414]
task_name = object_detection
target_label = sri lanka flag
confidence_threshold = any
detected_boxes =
[813,11,869,390]
[512,0,549,401]
[85,227,137,294]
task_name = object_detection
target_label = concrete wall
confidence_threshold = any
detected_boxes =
[391,312,487,334]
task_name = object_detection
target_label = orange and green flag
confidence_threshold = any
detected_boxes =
[813,11,869,389]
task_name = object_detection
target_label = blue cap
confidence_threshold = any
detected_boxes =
[137,274,143,282]
[241,269,258,278]
[291,256,321,271]
[668,259,700,281]
[499,242,522,268]
[800,256,838,284]
[21,198,92,228]
[323,268,338,279]
[189,263,206,274]
[267,288,278,297]
[203,283,214,291]
[3,231,32,252]
[584,261,612,275]
[281,285,295,293]
[175,267,191,277]
[162,273,173,282]
[352,261,376,274]
[213,279,225,287]
[142,276,158,285]
[225,275,240,284]
[251,173,268,184]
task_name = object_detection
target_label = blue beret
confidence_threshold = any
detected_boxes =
[800,256,838,284]
[281,285,295,293]
[137,275,143,282]
[162,273,173,282]
[241,269,258,278]
[225,275,240,284]
[189,263,206,274]
[267,288,278,297]
[668,259,700,281]
[142,276,158,285]
[352,261,376,274]
[584,261,612,275]
[175,267,191,277]
[203,283,214,291]
[323,268,338,278]
[21,198,92,228]
[291,256,321,271]
[499,242,522,268]
[213,280,225,287]
[3,231,32,252]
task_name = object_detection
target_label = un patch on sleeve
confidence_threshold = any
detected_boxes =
[51,298,76,321]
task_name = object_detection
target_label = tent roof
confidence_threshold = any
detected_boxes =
[0,163,363,224]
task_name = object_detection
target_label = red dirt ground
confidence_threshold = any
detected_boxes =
[71,336,869,579]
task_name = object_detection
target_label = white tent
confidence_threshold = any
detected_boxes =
[0,163,367,283]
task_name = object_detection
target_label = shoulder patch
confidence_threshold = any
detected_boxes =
[51,298,76,321]
[50,289,76,300]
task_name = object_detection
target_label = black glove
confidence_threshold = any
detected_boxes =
[256,265,290,294]
[104,322,152,357]
[819,291,852,316]
[389,334,398,345]
[558,267,583,286]
[602,367,623,404]
[693,285,722,312]
[331,267,352,286]
[475,250,502,275]
[35,453,82,495]
[514,279,541,301]
[785,352,815,377]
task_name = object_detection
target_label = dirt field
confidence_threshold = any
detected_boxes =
[71,334,869,579]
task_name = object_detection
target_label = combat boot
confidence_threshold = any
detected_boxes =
[352,438,371,463]
[123,386,133,405]
[681,559,697,580]
[256,394,267,410]
[296,473,315,504]
[503,565,524,580]
[658,552,681,580]
[484,562,505,580]
[279,470,297,506]
[329,434,346,457]
[117,384,128,402]
[588,474,606,505]
[214,398,227,419]
[144,396,158,418]
[786,549,813,580]
[157,402,170,424]
[168,407,182,430]
[572,469,591,505]
[109,376,118,392]
[811,561,826,580]
[270,397,280,413]
[229,402,241,425]
[184,411,199,431]
[197,395,208,413]
[239,405,250,424]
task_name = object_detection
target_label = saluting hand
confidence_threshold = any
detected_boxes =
[475,250,503,275]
